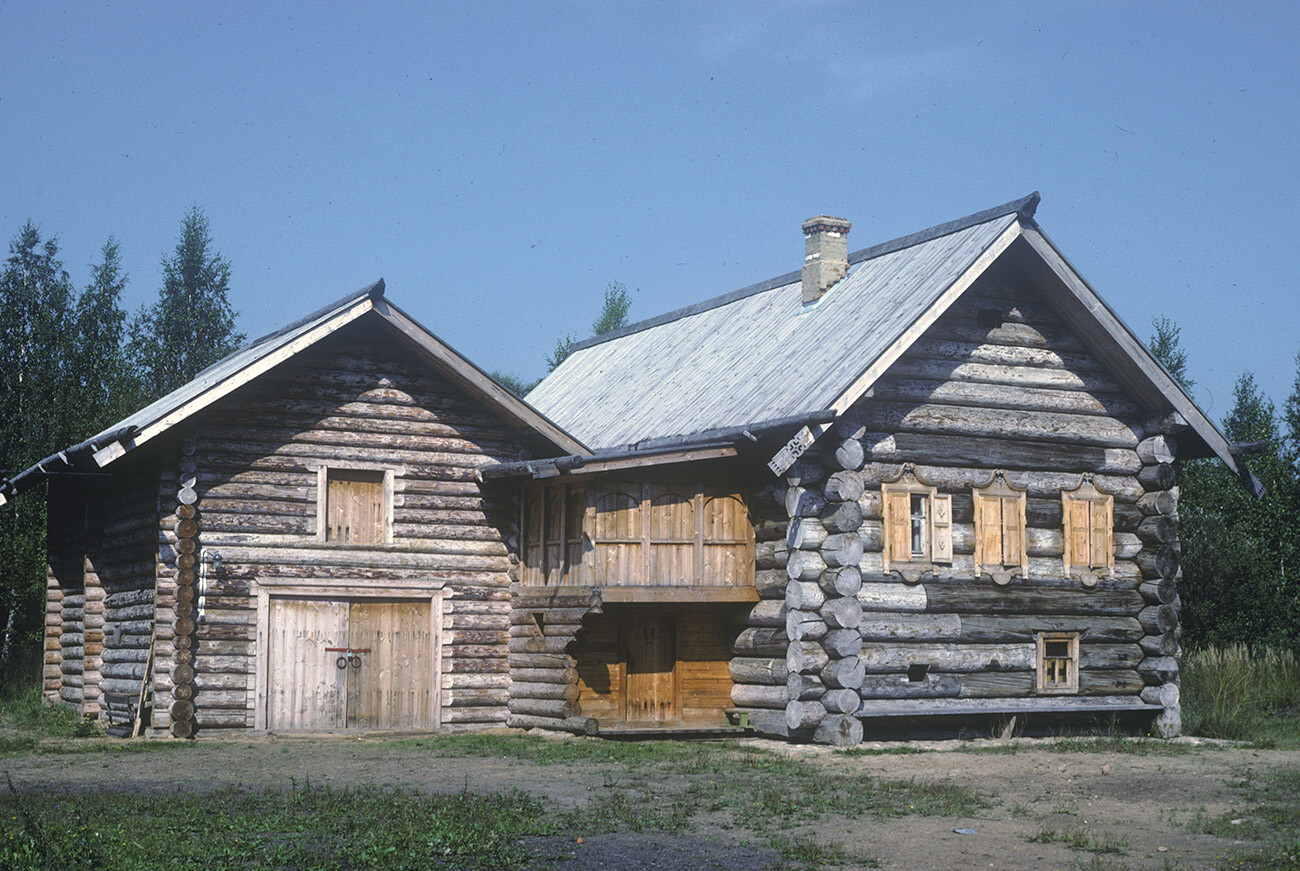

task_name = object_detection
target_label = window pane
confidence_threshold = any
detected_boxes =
[910,494,927,559]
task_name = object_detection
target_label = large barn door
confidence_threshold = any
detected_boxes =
[624,613,676,722]
[267,599,348,730]
[346,601,433,730]
[266,598,433,731]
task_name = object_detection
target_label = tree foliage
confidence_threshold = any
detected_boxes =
[1150,321,1300,653]
[545,280,634,373]
[129,207,244,400]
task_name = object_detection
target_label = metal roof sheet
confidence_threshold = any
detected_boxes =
[527,211,1020,450]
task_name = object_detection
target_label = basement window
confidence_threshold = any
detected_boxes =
[1037,632,1080,694]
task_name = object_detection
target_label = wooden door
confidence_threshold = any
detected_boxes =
[623,613,676,722]
[267,599,348,730]
[346,600,433,730]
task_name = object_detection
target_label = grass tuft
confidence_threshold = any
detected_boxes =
[1182,645,1300,745]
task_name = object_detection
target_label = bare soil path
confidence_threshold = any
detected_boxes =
[4,730,1294,870]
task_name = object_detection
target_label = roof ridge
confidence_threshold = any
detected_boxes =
[567,193,1039,354]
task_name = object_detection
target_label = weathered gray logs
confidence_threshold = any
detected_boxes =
[858,583,927,612]
[729,657,788,685]
[509,681,579,701]
[822,688,861,714]
[820,597,863,630]
[1138,578,1177,605]
[787,673,826,701]
[1136,435,1176,465]
[821,500,863,533]
[834,438,865,471]
[821,657,865,689]
[786,610,827,641]
[734,627,788,656]
[508,714,599,736]
[754,519,787,542]
[511,667,578,684]
[820,534,863,568]
[924,586,1143,616]
[823,471,864,502]
[787,581,825,612]
[960,615,1145,643]
[1137,656,1179,685]
[787,641,830,674]
[788,517,828,550]
[785,700,827,731]
[749,600,787,627]
[756,541,787,570]
[1135,547,1179,580]
[813,714,863,747]
[739,708,792,739]
[732,684,789,709]
[1140,633,1178,656]
[1139,605,1178,635]
[1140,682,1179,707]
[822,629,862,658]
[1137,463,1176,491]
[1137,490,1178,517]
[1136,514,1177,544]
[506,697,580,718]
[785,459,825,487]
[820,566,862,598]
[786,550,827,582]
[508,652,575,669]
[755,569,788,598]
[786,487,826,518]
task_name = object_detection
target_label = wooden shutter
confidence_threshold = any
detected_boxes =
[930,493,953,563]
[326,469,384,544]
[1089,498,1113,571]
[1001,496,1024,568]
[523,491,544,585]
[977,496,1003,565]
[1065,497,1091,568]
[886,490,912,564]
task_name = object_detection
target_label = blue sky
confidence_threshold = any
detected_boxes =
[3,1,1297,421]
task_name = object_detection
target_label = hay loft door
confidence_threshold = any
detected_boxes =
[267,598,433,730]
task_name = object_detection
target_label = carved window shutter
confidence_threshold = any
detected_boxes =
[1002,496,1024,566]
[1066,498,1091,568]
[977,496,1003,565]
[930,494,953,563]
[1089,499,1113,571]
[887,491,912,564]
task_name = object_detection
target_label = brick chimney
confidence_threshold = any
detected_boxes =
[801,215,852,303]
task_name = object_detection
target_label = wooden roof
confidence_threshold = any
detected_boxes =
[525,194,1259,495]
[0,280,587,506]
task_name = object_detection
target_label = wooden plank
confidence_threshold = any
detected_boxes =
[348,600,433,729]
[267,599,347,730]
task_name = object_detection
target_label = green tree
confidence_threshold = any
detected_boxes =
[1283,351,1300,468]
[70,238,134,436]
[490,370,540,399]
[0,223,77,673]
[546,280,634,372]
[129,207,244,400]
[1148,316,1193,389]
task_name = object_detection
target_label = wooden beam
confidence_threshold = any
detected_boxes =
[599,586,758,604]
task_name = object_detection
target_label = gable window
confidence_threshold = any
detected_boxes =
[1036,632,1079,694]
[973,471,1029,583]
[319,467,392,544]
[882,465,952,573]
[1062,475,1113,585]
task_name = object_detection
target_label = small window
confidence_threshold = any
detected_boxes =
[322,468,389,544]
[882,465,952,569]
[1062,475,1114,581]
[909,494,927,559]
[1037,632,1079,694]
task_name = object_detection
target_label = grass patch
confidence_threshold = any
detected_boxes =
[1027,822,1129,855]
[1183,645,1300,746]
[768,834,880,869]
[0,682,97,743]
[0,783,556,870]
[1185,766,1300,870]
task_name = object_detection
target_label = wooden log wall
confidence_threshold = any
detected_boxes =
[175,318,528,731]
[507,589,601,734]
[88,454,162,730]
[825,279,1173,735]
[45,477,87,709]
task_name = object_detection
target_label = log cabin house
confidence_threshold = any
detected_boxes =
[2,193,1258,744]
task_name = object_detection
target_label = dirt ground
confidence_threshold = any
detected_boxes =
[4,731,1295,870]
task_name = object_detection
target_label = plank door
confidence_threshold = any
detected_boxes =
[346,600,433,730]
[623,613,676,722]
[267,599,348,730]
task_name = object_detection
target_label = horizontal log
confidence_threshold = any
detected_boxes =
[859,462,1144,503]
[822,629,861,659]
[509,607,591,625]
[729,657,787,685]
[1137,490,1178,517]
[1137,435,1176,465]
[1140,682,1179,707]
[748,599,787,627]
[507,714,599,735]
[735,708,791,739]
[822,656,864,690]
[510,667,577,684]
[507,697,579,718]
[731,683,788,709]
[508,681,579,701]
[788,673,825,701]
[507,652,575,669]
[787,641,829,675]
[872,374,1138,418]
[733,627,788,656]
[820,533,862,569]
[1137,463,1176,491]
[787,581,824,612]
[1139,633,1178,657]
[788,517,827,551]
[924,585,1143,617]
[785,700,826,731]
[822,688,860,714]
[786,610,827,641]
[441,707,508,725]
[1137,656,1179,685]
[820,596,862,630]
[861,672,960,699]
[823,471,865,503]
[754,569,787,599]
[507,637,572,654]
[443,688,510,707]
[958,669,1144,697]
[848,401,1140,449]
[960,615,1145,643]
[755,541,787,570]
